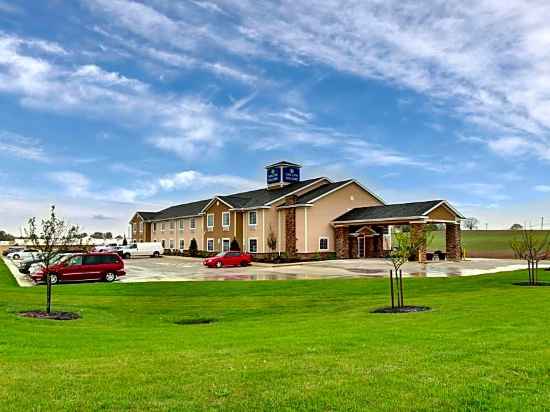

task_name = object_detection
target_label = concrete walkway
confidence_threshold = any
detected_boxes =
[2,257,34,287]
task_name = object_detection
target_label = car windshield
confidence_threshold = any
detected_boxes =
[215,252,226,257]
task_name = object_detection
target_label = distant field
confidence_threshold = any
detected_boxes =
[428,230,550,259]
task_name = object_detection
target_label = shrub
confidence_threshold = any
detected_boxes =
[230,238,240,251]
[189,238,198,257]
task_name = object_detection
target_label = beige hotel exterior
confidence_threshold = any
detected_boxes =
[129,161,464,261]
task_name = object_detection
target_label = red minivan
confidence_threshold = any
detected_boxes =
[31,253,125,284]
[203,251,252,268]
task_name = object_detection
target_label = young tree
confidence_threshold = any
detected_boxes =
[267,226,277,260]
[230,238,241,251]
[510,229,550,286]
[386,229,432,309]
[25,206,80,314]
[462,217,479,230]
[189,238,198,257]
[122,235,128,246]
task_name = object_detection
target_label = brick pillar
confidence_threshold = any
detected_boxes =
[446,223,461,261]
[350,236,358,258]
[285,196,297,257]
[373,235,384,258]
[410,223,427,262]
[335,226,350,259]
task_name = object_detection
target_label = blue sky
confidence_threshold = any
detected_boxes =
[1,0,550,235]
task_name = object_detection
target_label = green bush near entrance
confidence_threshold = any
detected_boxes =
[0,260,549,410]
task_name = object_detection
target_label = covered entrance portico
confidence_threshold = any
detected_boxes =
[333,200,465,262]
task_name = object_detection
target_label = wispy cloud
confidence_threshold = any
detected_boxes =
[534,185,550,193]
[0,130,47,161]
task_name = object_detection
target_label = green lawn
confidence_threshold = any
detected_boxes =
[428,230,550,258]
[0,260,549,411]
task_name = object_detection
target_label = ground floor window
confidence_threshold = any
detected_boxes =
[179,239,184,250]
[207,238,214,252]
[319,237,329,251]
[161,240,166,248]
[249,238,258,253]
[169,239,175,249]
[222,238,230,252]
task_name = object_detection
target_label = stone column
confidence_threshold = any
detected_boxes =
[446,222,462,261]
[350,236,358,258]
[335,226,350,259]
[285,196,297,257]
[374,234,384,258]
[410,223,427,262]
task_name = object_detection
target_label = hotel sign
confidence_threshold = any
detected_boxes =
[283,166,300,183]
[267,167,281,184]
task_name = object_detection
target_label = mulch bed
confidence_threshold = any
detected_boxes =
[18,311,80,321]
[512,282,550,287]
[372,306,431,314]
[174,318,217,325]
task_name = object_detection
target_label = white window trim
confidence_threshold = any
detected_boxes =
[222,211,231,230]
[207,214,214,230]
[222,237,231,252]
[161,223,166,232]
[319,237,329,251]
[190,217,196,230]
[248,237,258,253]
[248,210,257,226]
[179,220,185,231]
[179,239,185,250]
[139,222,144,233]
[206,238,215,252]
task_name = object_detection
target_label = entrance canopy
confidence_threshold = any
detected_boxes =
[332,200,465,261]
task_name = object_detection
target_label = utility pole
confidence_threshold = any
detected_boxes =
[542,217,545,231]
[485,223,488,231]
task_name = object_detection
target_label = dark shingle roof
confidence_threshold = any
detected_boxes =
[144,199,212,221]
[136,211,158,220]
[334,200,446,222]
[219,177,326,209]
[294,180,353,204]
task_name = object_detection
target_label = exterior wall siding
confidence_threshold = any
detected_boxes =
[203,200,243,252]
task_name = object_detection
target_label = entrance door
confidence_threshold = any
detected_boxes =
[358,236,365,258]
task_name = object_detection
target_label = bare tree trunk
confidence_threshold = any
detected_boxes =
[389,270,395,309]
[527,261,532,285]
[46,273,52,314]
[399,270,404,308]
[535,261,539,285]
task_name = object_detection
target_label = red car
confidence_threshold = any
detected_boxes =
[203,251,252,268]
[31,253,125,284]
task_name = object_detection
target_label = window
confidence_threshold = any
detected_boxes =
[179,220,184,230]
[222,238,230,252]
[139,222,143,233]
[161,223,166,232]
[207,214,214,230]
[161,240,166,248]
[249,211,257,226]
[170,221,175,230]
[319,237,329,251]
[152,223,157,232]
[190,217,196,230]
[169,239,175,249]
[222,212,230,228]
[133,224,137,233]
[207,238,214,252]
[249,238,258,253]
[67,255,83,266]
[179,239,184,250]
[83,255,103,265]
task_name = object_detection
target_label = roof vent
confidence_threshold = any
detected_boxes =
[265,161,302,189]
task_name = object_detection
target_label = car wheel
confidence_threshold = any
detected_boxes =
[49,274,59,285]
[240,261,249,267]
[153,251,160,258]
[123,253,131,259]
[216,261,223,268]
[13,254,20,260]
[104,272,117,282]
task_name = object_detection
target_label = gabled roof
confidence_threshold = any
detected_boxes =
[333,200,463,223]
[294,180,353,204]
[145,199,211,221]
[136,211,157,221]
[265,160,302,169]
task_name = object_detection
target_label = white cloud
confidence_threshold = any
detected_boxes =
[534,185,550,193]
[0,130,47,161]
[158,170,259,191]
[48,172,91,197]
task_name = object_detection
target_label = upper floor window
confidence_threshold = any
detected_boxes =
[152,223,157,232]
[249,211,257,226]
[161,222,166,232]
[169,221,175,230]
[190,217,196,230]
[207,214,214,229]
[179,220,184,230]
[132,224,137,233]
[139,222,143,233]
[222,212,230,228]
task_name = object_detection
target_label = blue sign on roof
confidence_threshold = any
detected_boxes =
[267,167,281,184]
[283,166,300,183]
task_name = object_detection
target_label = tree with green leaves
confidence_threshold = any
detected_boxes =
[25,206,80,314]
[267,226,277,260]
[386,229,432,309]
[189,238,198,257]
[510,228,550,286]
[0,230,15,241]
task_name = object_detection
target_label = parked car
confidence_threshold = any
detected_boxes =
[7,249,40,260]
[203,251,252,268]
[30,253,125,284]
[118,242,163,259]
[25,253,76,275]
[92,244,119,253]
[2,246,25,257]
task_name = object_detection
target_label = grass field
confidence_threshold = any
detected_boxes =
[0,260,549,411]
[428,230,550,258]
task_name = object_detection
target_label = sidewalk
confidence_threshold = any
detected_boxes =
[2,257,34,287]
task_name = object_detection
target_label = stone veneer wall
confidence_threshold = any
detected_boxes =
[446,223,462,261]
[410,223,427,262]
[285,195,297,257]
[335,226,350,259]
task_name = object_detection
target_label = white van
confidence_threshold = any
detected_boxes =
[119,242,164,259]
